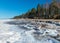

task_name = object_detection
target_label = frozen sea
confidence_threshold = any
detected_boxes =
[0,19,60,43]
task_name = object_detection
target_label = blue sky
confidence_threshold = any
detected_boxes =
[0,0,51,18]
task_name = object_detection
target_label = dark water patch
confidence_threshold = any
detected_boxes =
[46,21,53,24]
[5,21,27,25]
[55,23,60,26]
[5,20,32,25]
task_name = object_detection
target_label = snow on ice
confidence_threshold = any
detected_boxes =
[0,19,60,43]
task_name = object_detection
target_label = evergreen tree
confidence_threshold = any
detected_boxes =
[37,4,41,17]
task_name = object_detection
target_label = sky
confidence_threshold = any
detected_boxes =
[0,0,51,19]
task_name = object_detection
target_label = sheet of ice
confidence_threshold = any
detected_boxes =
[0,19,60,43]
[0,19,21,43]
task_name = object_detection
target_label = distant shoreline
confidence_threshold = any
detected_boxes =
[0,18,60,22]
[13,19,60,22]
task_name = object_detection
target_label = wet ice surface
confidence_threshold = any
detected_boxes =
[0,19,60,43]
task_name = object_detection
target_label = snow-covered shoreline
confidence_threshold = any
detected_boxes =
[0,19,60,43]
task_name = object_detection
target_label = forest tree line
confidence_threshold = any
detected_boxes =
[13,0,60,19]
